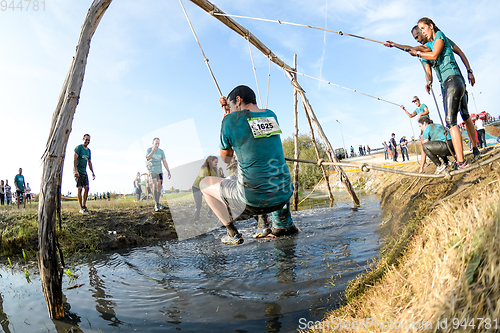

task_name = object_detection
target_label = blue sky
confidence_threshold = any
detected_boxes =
[1,0,498,194]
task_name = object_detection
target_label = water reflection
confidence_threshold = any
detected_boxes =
[0,193,383,333]
[273,238,298,285]
[264,302,282,333]
[0,293,12,333]
[89,265,123,327]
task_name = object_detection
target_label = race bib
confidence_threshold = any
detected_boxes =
[247,117,282,138]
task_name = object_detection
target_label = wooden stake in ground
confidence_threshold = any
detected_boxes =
[302,100,335,203]
[38,0,112,319]
[190,0,359,205]
[292,54,300,211]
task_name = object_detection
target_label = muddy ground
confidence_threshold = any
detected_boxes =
[0,203,179,258]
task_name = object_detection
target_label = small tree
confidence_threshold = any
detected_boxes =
[282,134,329,189]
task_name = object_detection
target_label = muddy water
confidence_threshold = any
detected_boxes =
[0,192,383,333]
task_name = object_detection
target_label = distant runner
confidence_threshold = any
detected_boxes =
[74,134,95,214]
[146,137,171,212]
[14,168,26,209]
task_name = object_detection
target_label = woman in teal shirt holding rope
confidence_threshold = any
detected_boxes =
[409,17,473,170]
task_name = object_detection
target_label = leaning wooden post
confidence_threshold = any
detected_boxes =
[302,101,335,203]
[294,86,359,205]
[189,0,359,206]
[292,54,300,211]
[38,0,112,319]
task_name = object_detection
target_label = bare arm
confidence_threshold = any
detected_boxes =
[88,159,95,180]
[400,105,417,118]
[424,63,433,93]
[162,159,171,179]
[419,139,429,173]
[384,41,430,52]
[453,44,475,86]
[410,38,444,61]
[146,148,156,161]
[220,148,234,164]
[74,152,80,178]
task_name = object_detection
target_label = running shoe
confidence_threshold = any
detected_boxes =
[83,206,89,214]
[454,160,468,171]
[79,208,85,214]
[435,164,447,174]
[154,204,161,212]
[472,147,481,161]
[253,228,272,239]
[221,233,244,245]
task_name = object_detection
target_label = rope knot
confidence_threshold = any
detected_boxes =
[443,170,452,180]
[361,164,370,172]
[339,31,344,36]
[208,10,215,16]
[317,158,325,166]
[277,20,282,24]
[203,58,209,62]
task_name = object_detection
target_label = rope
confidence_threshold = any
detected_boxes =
[407,117,419,162]
[298,174,326,206]
[289,69,401,107]
[266,58,271,109]
[179,0,222,97]
[247,38,263,108]
[285,148,500,179]
[212,12,401,48]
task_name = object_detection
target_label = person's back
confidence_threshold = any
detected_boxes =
[201,85,297,245]
[221,109,291,207]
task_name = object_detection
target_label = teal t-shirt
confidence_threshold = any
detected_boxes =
[220,109,292,207]
[146,148,166,175]
[414,104,429,118]
[14,174,24,191]
[422,123,451,142]
[425,31,462,85]
[75,144,91,175]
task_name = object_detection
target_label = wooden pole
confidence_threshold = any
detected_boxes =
[303,102,335,203]
[38,0,112,319]
[189,0,359,206]
[292,54,299,211]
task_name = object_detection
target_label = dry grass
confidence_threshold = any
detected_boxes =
[303,161,500,332]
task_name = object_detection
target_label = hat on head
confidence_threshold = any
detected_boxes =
[412,96,419,102]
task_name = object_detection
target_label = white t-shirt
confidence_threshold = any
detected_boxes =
[476,119,485,130]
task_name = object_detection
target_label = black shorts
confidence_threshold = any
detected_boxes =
[151,173,163,180]
[219,178,286,221]
[26,194,31,199]
[75,174,89,188]
[16,190,24,197]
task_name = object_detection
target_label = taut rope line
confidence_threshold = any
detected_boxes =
[289,69,402,107]
[285,147,500,179]
[179,0,223,97]
[211,12,407,49]
[266,58,271,109]
[247,38,263,108]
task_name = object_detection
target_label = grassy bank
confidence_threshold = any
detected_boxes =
[0,196,180,259]
[304,147,500,332]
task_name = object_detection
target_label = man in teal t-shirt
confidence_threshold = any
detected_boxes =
[199,85,298,245]
[418,117,454,174]
[14,168,26,209]
[74,134,95,214]
[146,137,171,212]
